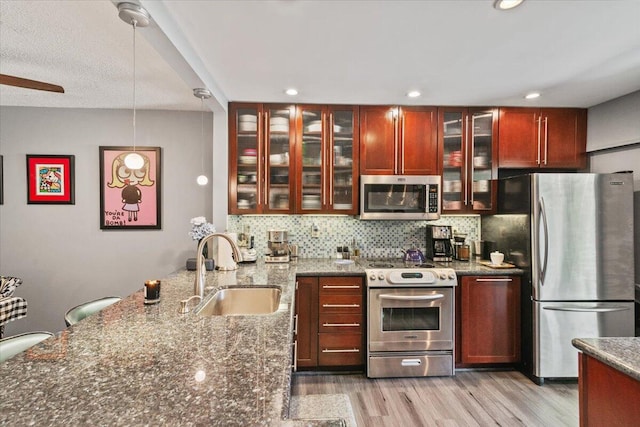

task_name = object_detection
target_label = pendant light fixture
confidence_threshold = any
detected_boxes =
[118,3,150,170]
[193,88,212,186]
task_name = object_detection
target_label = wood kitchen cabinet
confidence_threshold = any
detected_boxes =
[439,107,498,214]
[294,275,364,370]
[229,102,296,214]
[295,105,359,214]
[498,107,587,169]
[456,275,521,366]
[578,352,640,426]
[359,106,438,175]
[294,276,319,368]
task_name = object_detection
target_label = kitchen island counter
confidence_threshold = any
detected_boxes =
[572,337,640,426]
[0,259,353,426]
[572,337,640,382]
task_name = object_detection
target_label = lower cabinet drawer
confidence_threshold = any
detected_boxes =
[318,333,363,366]
[319,294,362,313]
[319,313,363,333]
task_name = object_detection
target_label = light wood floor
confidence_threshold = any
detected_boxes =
[292,370,578,427]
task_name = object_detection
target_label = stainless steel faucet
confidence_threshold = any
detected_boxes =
[194,233,243,298]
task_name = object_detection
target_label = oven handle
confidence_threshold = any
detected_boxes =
[379,293,444,301]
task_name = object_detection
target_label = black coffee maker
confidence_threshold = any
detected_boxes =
[425,225,454,262]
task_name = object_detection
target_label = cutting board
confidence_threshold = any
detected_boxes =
[478,260,516,269]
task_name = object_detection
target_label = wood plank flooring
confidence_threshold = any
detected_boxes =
[292,370,578,426]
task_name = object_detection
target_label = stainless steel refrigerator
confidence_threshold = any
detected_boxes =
[482,173,635,385]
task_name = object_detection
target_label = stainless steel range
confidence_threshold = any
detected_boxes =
[365,260,457,378]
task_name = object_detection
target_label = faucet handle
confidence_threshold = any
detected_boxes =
[178,295,202,314]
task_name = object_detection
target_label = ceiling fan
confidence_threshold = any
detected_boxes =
[0,73,64,93]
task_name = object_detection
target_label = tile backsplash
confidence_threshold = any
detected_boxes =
[227,215,479,258]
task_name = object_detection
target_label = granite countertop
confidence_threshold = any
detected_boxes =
[572,337,640,382]
[0,259,353,426]
[432,259,524,276]
[0,257,522,426]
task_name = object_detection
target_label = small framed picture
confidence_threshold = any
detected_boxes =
[99,146,161,230]
[26,154,75,204]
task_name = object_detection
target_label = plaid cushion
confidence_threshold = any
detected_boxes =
[0,276,22,298]
[0,296,28,326]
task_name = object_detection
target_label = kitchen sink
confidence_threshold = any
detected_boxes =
[196,287,282,316]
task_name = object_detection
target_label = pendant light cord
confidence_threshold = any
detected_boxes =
[200,96,205,173]
[132,18,137,153]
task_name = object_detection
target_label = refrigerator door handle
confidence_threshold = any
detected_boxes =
[543,306,631,313]
[538,196,549,286]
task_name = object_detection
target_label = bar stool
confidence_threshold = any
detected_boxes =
[64,297,122,327]
[0,331,54,363]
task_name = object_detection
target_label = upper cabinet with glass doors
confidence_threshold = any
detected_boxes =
[228,103,296,214]
[439,108,498,214]
[296,105,359,214]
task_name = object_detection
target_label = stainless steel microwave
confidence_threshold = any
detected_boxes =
[359,175,441,220]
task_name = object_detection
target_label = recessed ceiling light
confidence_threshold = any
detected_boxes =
[407,91,421,98]
[285,88,298,96]
[525,92,541,100]
[494,0,525,10]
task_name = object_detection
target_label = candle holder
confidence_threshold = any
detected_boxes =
[144,280,161,304]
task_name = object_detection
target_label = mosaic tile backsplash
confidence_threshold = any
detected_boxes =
[227,215,480,259]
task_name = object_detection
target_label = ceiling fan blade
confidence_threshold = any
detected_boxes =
[0,73,64,93]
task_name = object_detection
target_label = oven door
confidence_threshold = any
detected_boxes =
[368,287,453,352]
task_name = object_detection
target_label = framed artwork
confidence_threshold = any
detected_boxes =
[99,146,161,230]
[26,154,75,204]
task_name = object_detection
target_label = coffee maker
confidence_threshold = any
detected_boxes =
[265,229,290,263]
[237,225,257,263]
[425,225,454,262]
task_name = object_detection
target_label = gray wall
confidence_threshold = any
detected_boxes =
[0,106,213,335]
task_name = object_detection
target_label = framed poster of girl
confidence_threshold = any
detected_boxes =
[99,146,161,230]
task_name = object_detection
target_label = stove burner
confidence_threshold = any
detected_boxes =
[369,262,396,268]
[406,263,436,268]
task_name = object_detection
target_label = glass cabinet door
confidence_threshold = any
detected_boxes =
[329,108,356,211]
[442,111,465,211]
[470,110,494,211]
[234,106,260,212]
[300,107,324,212]
[265,105,294,212]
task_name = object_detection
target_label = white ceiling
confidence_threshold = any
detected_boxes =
[1,0,640,112]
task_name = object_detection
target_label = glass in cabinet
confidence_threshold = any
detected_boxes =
[439,108,497,213]
[296,105,358,213]
[229,103,295,214]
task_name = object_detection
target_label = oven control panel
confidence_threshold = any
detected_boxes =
[365,268,457,287]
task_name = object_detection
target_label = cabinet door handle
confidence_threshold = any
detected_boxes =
[322,285,360,289]
[393,107,399,174]
[293,340,298,372]
[321,348,360,353]
[293,314,299,335]
[543,116,548,165]
[464,115,470,206]
[469,114,475,205]
[536,115,542,165]
[322,303,360,308]
[475,278,513,282]
[263,112,269,206]
[329,112,334,206]
[322,323,360,327]
[400,112,405,174]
